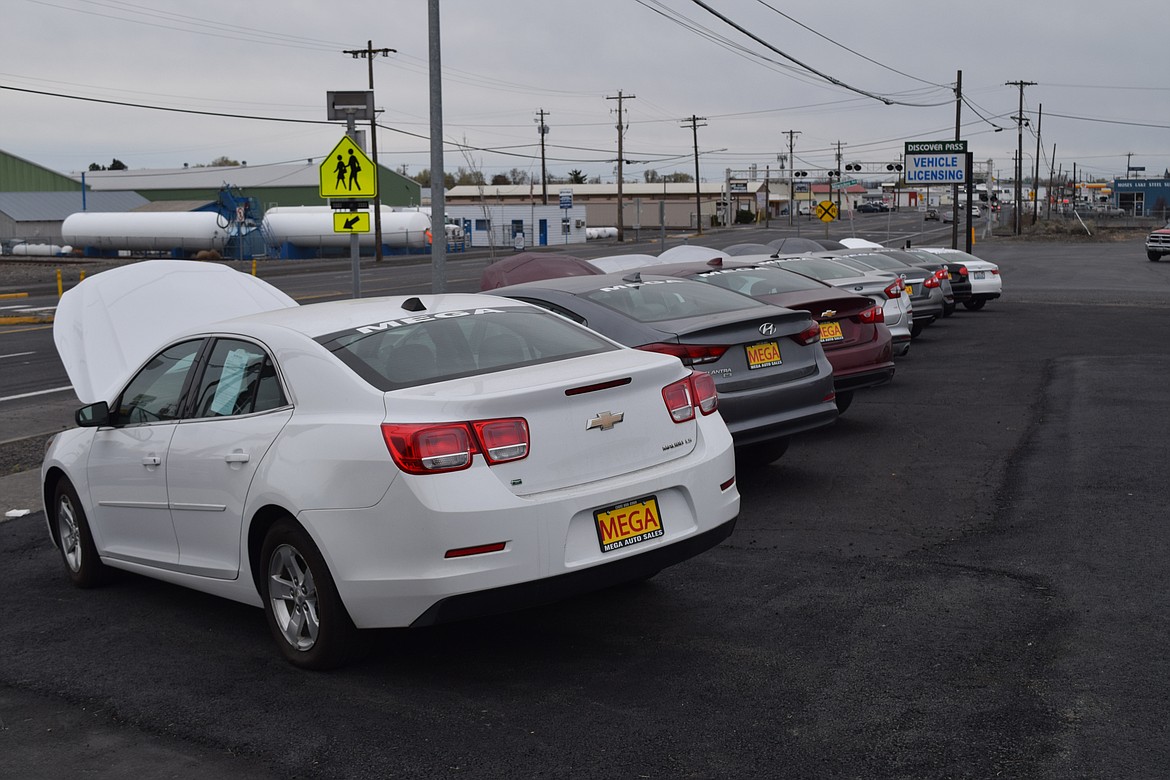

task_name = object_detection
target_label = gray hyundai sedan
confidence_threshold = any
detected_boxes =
[489,272,838,464]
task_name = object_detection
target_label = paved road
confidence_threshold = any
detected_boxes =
[2,236,1169,778]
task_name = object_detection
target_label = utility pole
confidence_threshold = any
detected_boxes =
[1033,104,1043,224]
[427,0,446,292]
[535,109,550,205]
[343,41,396,263]
[1006,80,1036,235]
[607,91,635,241]
[952,69,962,249]
[682,115,707,235]
[783,130,800,226]
[834,141,845,213]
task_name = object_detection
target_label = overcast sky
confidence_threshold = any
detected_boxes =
[4,0,1166,187]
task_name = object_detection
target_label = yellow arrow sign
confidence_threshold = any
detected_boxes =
[816,200,838,223]
[319,136,377,199]
[333,212,370,233]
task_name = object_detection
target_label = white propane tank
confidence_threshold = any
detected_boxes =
[62,212,228,252]
[10,243,70,256]
[262,206,431,249]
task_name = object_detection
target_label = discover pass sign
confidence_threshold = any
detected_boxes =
[904,140,968,185]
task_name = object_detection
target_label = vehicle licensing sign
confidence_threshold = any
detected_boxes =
[904,141,968,184]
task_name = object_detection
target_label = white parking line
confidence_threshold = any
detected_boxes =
[0,385,74,402]
[0,352,36,360]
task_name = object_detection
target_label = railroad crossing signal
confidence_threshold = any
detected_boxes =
[319,136,377,199]
[816,200,838,222]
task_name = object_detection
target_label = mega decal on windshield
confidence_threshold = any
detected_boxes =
[353,308,506,335]
[598,279,686,292]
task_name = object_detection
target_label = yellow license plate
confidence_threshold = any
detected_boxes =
[595,496,664,553]
[819,320,844,343]
[745,340,782,370]
[904,283,914,295]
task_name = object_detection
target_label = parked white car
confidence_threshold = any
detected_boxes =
[42,261,740,668]
[916,247,1003,310]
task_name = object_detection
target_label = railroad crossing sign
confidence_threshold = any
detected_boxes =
[319,136,377,199]
[333,211,370,233]
[816,200,839,222]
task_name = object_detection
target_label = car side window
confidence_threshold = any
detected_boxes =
[113,340,203,426]
[191,339,286,418]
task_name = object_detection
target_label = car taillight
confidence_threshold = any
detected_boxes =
[934,268,950,282]
[956,265,969,277]
[792,321,821,346]
[883,280,902,299]
[382,418,529,475]
[924,275,941,289]
[991,268,1000,275]
[662,370,718,423]
[637,342,730,365]
[858,304,885,324]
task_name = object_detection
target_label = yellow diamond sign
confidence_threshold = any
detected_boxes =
[319,136,377,199]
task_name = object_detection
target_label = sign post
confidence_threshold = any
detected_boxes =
[324,91,376,298]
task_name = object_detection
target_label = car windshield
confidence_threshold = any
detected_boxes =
[762,257,867,282]
[692,266,826,296]
[582,278,762,322]
[316,307,616,391]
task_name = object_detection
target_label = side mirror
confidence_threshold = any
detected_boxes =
[76,401,110,427]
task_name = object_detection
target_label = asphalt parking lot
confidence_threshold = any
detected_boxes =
[2,237,1169,778]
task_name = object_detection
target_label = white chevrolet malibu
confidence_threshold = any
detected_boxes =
[42,261,739,669]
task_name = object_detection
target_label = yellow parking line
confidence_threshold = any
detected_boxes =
[0,292,30,300]
[0,314,54,325]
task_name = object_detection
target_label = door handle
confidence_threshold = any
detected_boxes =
[141,455,161,467]
[224,452,250,463]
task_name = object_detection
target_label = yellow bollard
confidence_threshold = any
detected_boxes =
[252,259,257,277]
[79,270,86,282]
[57,269,63,298]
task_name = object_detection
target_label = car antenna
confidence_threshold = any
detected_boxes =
[401,297,426,312]
[706,258,723,267]
[622,271,642,283]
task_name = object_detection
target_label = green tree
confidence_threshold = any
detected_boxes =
[208,156,240,167]
[568,169,587,184]
[491,173,511,186]
[664,172,694,183]
[643,169,661,184]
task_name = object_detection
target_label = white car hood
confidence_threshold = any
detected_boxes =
[54,260,297,404]
[840,238,884,249]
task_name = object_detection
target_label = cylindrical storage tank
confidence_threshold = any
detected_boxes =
[62,212,228,252]
[262,207,431,249]
[11,243,70,256]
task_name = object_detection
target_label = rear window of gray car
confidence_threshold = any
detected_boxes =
[316,307,616,391]
[582,278,762,323]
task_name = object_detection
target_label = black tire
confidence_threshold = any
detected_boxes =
[260,518,360,670]
[963,299,987,311]
[910,320,925,338]
[1148,252,1161,262]
[943,301,956,317]
[52,478,109,588]
[834,390,855,415]
[736,437,790,468]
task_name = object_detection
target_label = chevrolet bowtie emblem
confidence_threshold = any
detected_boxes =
[586,411,624,431]
[821,309,837,318]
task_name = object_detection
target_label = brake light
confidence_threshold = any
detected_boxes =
[991,268,1000,275]
[792,321,821,346]
[662,370,718,423]
[934,268,950,282]
[957,266,969,277]
[858,304,885,324]
[637,342,730,365]
[924,275,941,289]
[382,418,529,474]
[883,280,902,299]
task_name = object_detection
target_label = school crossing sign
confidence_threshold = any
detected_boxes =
[904,140,968,185]
[319,136,377,199]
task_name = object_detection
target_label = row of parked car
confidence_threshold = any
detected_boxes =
[40,236,1002,668]
[479,235,1004,465]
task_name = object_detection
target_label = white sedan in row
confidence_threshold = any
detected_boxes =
[43,262,740,668]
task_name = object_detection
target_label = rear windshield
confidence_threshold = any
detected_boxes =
[763,257,863,282]
[694,267,825,296]
[839,253,908,272]
[315,307,616,391]
[582,278,762,322]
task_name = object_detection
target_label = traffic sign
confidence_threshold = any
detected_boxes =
[816,200,838,222]
[333,212,370,233]
[320,136,377,199]
[904,140,968,185]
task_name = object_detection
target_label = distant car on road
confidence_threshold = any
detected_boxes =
[1147,223,1170,261]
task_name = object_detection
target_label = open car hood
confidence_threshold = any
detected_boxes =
[54,260,297,404]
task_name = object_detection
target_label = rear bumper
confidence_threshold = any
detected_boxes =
[410,516,737,626]
[834,364,895,393]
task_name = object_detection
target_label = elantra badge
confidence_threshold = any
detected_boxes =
[759,323,776,336]
[586,411,624,431]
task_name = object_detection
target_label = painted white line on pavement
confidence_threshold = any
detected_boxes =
[0,385,74,402]
[0,352,36,360]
